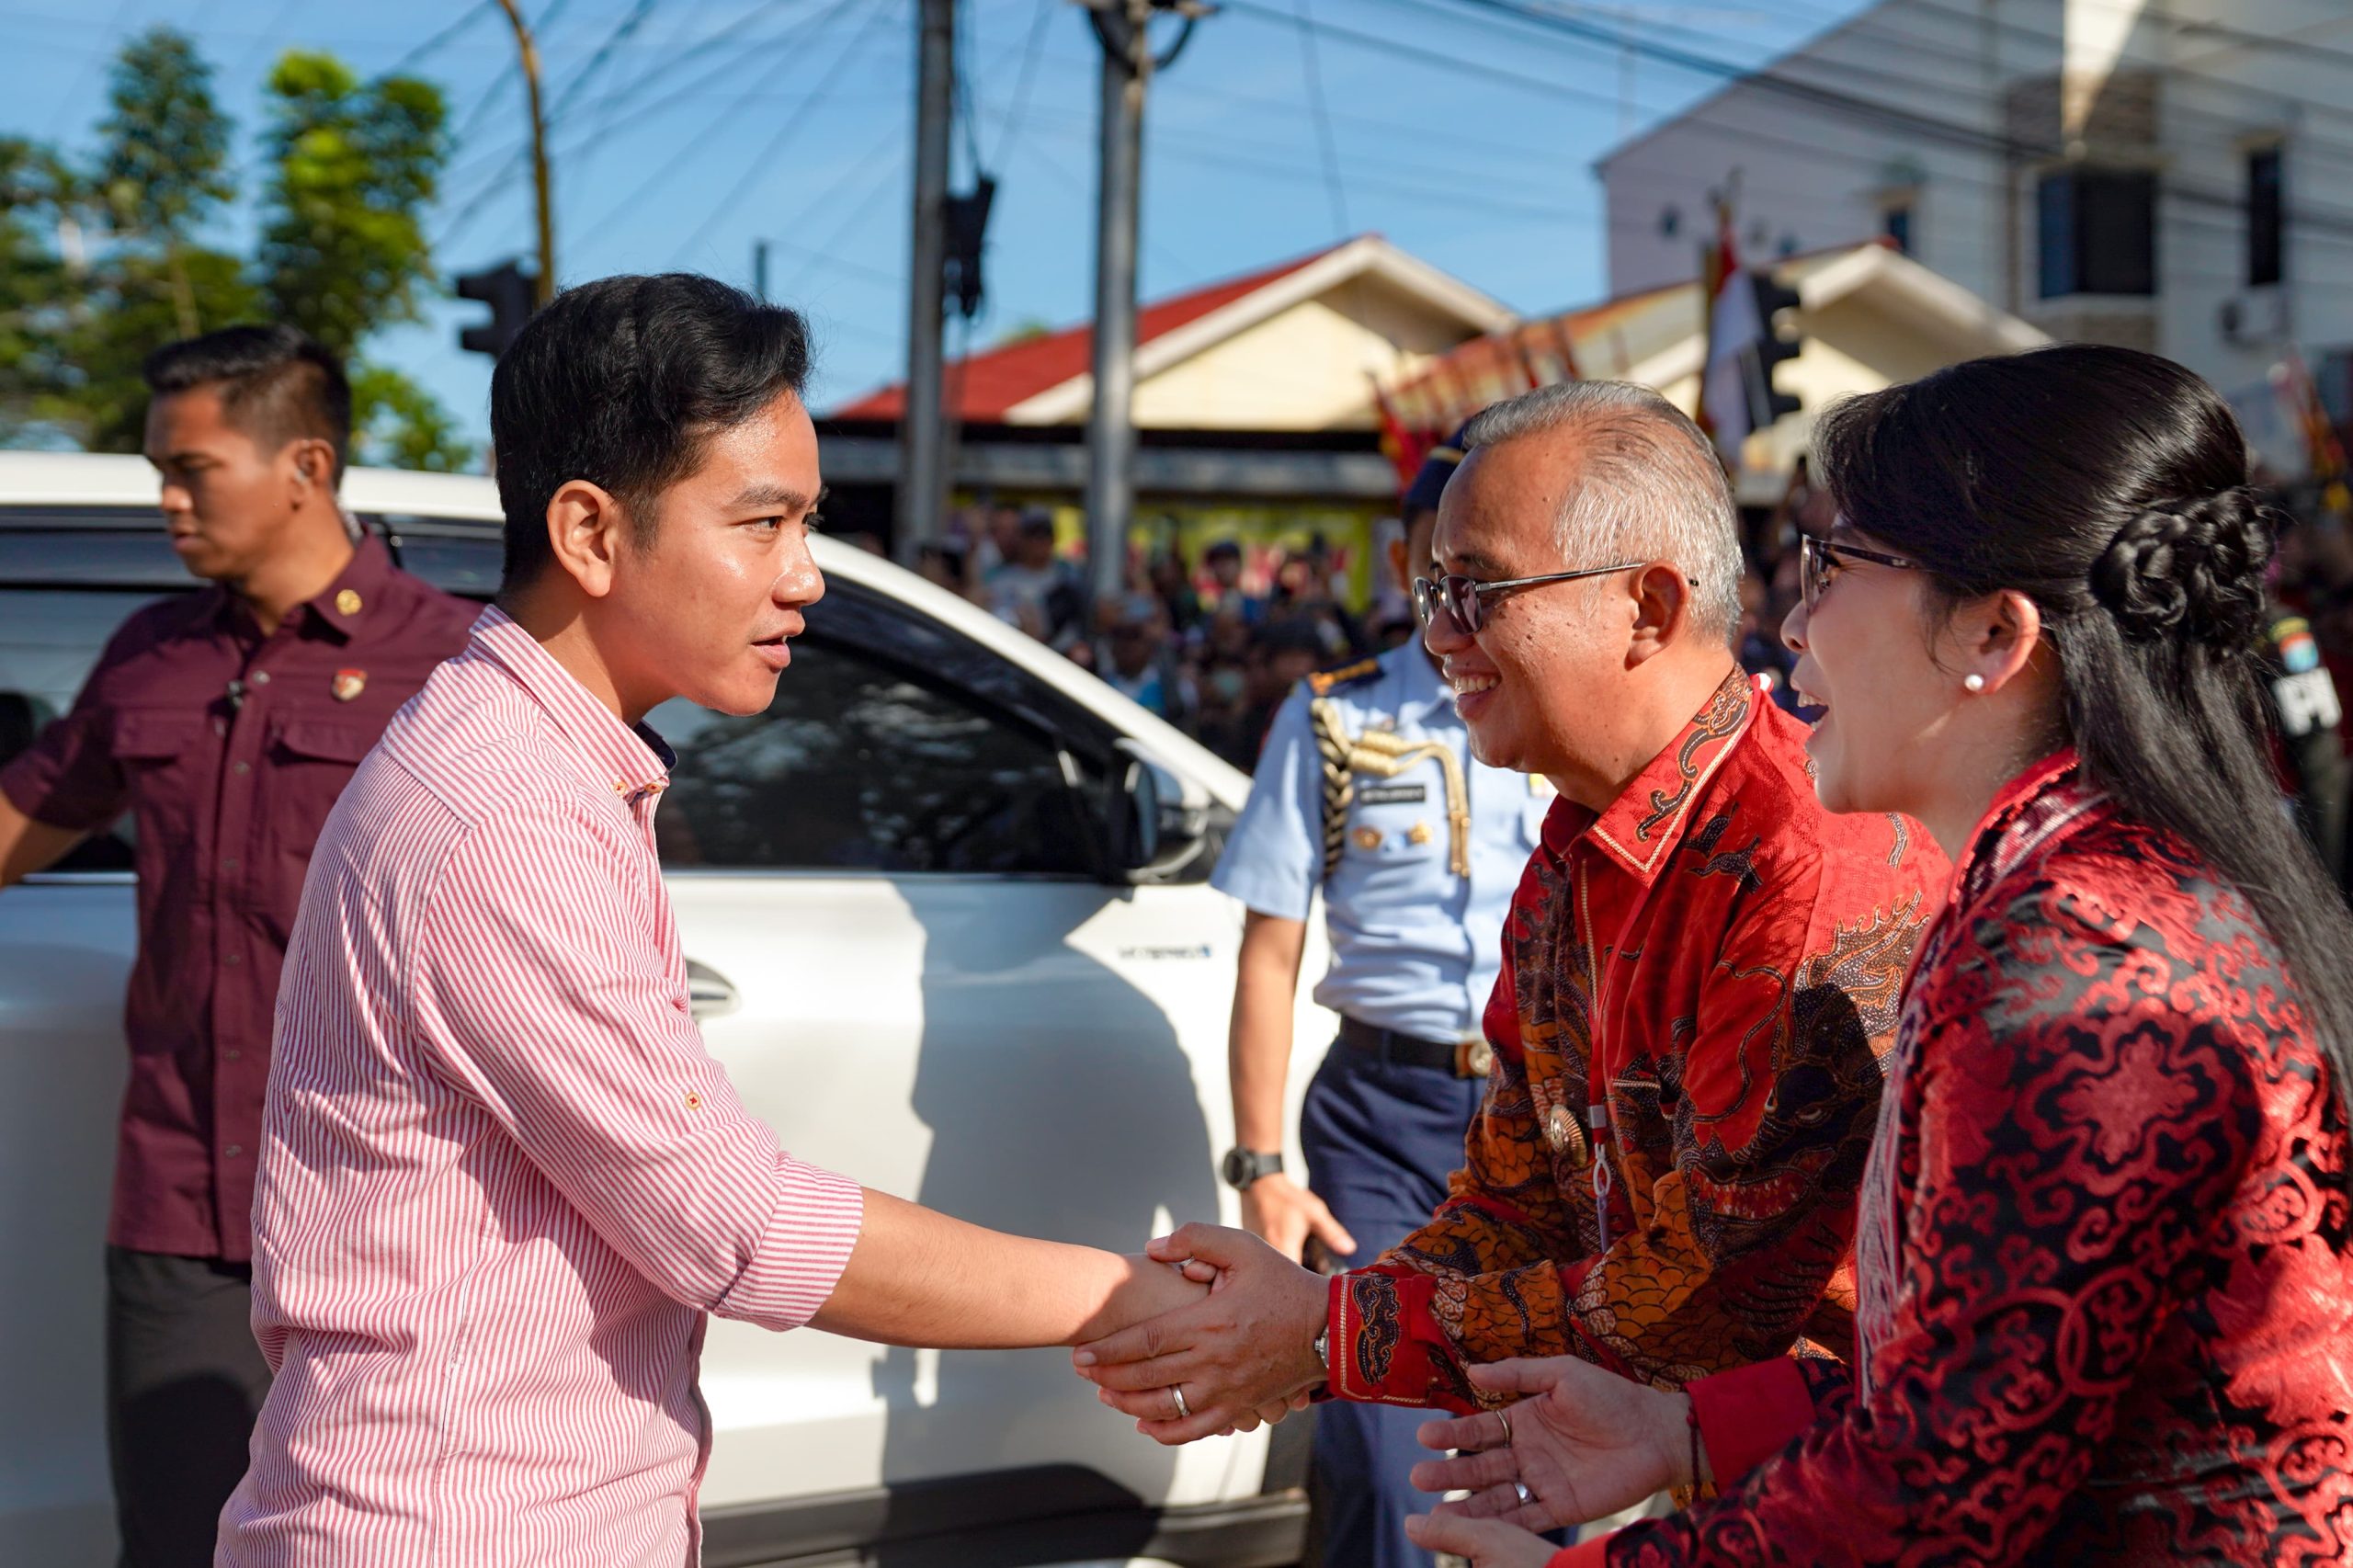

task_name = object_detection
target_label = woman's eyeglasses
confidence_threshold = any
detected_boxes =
[1412,562,1644,634]
[1799,534,1921,609]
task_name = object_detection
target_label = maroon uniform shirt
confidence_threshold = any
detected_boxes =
[1,531,473,1261]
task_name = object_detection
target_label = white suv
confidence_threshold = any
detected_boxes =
[0,452,1328,1567]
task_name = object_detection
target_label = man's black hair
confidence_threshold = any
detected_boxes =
[491,272,813,590]
[142,324,352,483]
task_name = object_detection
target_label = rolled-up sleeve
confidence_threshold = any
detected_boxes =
[409,800,863,1330]
[0,659,129,831]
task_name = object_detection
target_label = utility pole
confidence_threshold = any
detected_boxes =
[899,0,956,561]
[1081,0,1203,608]
[493,0,556,306]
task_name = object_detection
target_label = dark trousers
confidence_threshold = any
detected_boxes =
[105,1246,271,1568]
[1299,1035,1486,1568]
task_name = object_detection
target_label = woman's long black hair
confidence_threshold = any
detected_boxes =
[1813,342,2353,1142]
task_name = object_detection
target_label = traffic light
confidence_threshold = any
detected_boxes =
[1747,272,1802,426]
[943,175,997,320]
[455,260,536,359]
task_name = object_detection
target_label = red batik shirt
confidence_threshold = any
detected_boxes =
[1326,671,1948,1410]
[1560,750,2353,1567]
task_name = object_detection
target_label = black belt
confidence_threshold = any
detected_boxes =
[1338,1015,1495,1079]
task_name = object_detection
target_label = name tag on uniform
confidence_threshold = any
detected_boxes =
[1358,784,1427,805]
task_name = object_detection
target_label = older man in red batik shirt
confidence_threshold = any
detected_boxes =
[1073,381,1948,1455]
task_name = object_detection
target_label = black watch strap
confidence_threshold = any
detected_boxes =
[1221,1146,1284,1191]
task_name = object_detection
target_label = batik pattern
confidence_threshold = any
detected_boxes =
[1600,753,2353,1565]
[1330,676,1945,1410]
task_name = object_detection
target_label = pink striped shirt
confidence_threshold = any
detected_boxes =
[221,607,865,1568]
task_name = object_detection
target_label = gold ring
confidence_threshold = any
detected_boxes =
[1495,1407,1513,1448]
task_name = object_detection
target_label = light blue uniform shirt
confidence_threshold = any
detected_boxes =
[1211,642,1547,1042]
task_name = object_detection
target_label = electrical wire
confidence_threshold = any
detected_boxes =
[383,0,501,80]
[659,0,899,268]
[1291,0,1351,239]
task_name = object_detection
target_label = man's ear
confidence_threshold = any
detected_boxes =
[286,437,337,502]
[544,480,630,600]
[1624,562,1690,668]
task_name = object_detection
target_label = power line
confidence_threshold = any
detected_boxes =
[435,0,846,251]
[383,0,501,79]
[1254,0,2353,246]
[662,0,899,268]
[544,0,664,124]
[1291,0,1350,238]
[988,0,1057,173]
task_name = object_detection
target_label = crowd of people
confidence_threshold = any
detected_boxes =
[903,502,1402,768]
[908,464,2353,903]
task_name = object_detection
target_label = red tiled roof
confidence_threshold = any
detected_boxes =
[830,241,1348,423]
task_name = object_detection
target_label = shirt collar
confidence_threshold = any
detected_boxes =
[301,528,395,642]
[1553,666,1759,884]
[1949,744,2093,900]
[466,605,675,803]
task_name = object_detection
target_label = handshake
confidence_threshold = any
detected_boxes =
[1076,1224,1704,1568]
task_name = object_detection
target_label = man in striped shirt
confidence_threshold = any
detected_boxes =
[221,275,1230,1567]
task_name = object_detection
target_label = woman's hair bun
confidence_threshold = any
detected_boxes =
[2086,485,2272,650]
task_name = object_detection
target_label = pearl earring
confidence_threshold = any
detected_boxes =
[1962,674,1986,693]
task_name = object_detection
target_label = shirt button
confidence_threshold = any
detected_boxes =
[222,951,242,966]
[222,857,239,872]
[224,1049,243,1062]
[232,761,251,776]
[251,671,271,686]
[212,718,227,737]
[225,1144,244,1158]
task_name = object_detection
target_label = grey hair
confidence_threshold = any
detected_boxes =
[1459,380,1744,642]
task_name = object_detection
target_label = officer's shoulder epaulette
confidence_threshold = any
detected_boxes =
[1305,656,1381,698]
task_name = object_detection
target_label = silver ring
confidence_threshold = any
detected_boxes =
[1495,1407,1514,1448]
[1171,1384,1191,1421]
[1513,1481,1534,1506]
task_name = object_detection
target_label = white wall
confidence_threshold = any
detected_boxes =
[1599,0,2048,304]
[1599,0,2353,406]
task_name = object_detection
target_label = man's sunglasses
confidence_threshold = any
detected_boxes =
[1799,534,1922,610]
[1412,562,1644,634]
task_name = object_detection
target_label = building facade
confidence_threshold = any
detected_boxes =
[1597,0,2353,430]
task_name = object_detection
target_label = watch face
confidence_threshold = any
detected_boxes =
[1222,1148,1277,1188]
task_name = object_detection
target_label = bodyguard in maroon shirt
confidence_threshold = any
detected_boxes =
[0,325,472,1567]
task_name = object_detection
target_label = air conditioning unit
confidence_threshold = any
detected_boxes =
[2220,289,2289,346]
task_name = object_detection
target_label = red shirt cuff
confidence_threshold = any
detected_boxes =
[1549,1540,1611,1568]
[1687,1355,1817,1488]
[1328,1268,1464,1408]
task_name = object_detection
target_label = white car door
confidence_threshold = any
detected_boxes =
[646,583,1279,1559]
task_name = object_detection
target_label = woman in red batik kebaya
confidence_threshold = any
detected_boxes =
[1402,344,2353,1568]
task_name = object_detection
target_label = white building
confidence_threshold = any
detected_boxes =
[1597,0,2353,414]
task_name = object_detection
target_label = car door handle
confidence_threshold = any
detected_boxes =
[685,959,741,1022]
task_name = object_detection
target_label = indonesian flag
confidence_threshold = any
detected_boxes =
[1699,201,1759,470]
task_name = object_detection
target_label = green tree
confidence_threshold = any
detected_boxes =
[0,28,473,469]
[350,363,472,472]
[256,52,448,358]
[256,52,470,471]
[96,28,235,342]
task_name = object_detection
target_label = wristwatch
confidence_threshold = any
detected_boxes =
[1220,1146,1284,1191]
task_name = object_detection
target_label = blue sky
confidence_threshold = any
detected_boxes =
[2,0,1873,449]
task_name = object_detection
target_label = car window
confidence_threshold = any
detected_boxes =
[649,598,1108,878]
[365,515,503,597]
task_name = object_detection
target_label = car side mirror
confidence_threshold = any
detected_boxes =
[1113,741,1211,884]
